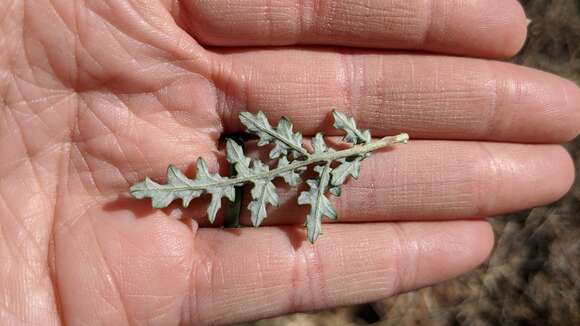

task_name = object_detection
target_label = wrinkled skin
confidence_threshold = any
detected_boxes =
[0,1,579,325]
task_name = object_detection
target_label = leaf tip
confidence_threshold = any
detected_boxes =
[307,229,320,244]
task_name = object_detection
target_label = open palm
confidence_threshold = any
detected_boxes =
[1,0,579,325]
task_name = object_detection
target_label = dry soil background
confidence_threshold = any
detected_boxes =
[243,1,580,325]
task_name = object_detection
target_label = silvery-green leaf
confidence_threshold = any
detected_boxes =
[329,186,341,197]
[239,112,307,158]
[130,165,203,208]
[130,177,176,208]
[276,156,301,186]
[312,133,328,154]
[239,111,274,146]
[247,161,279,226]
[206,186,235,223]
[270,117,305,158]
[131,110,409,244]
[195,158,236,223]
[297,165,337,243]
[167,165,204,207]
[226,139,251,177]
[331,158,361,186]
[332,110,372,144]
[297,182,337,221]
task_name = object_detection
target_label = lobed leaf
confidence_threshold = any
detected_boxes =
[239,111,274,146]
[240,111,308,158]
[276,156,302,186]
[130,165,203,209]
[270,117,305,158]
[226,139,251,177]
[195,158,236,223]
[332,110,372,144]
[311,132,328,154]
[130,159,236,222]
[248,160,279,226]
[331,158,362,187]
[298,164,337,243]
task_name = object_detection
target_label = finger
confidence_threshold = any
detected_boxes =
[188,220,494,325]
[180,0,527,58]
[228,141,574,226]
[214,52,580,143]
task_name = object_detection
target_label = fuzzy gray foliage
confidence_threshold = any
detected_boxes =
[130,111,408,243]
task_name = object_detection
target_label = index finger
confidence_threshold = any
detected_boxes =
[178,0,528,58]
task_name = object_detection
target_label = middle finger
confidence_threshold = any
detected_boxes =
[212,50,580,143]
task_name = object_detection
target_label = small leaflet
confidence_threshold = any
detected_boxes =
[270,117,304,159]
[239,112,306,158]
[130,165,203,209]
[226,139,251,177]
[277,156,301,186]
[311,132,328,154]
[331,158,362,187]
[130,159,236,223]
[239,111,274,146]
[298,165,337,243]
[195,158,236,223]
[332,110,372,144]
[248,160,279,227]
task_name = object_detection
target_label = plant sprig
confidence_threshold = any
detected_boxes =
[130,111,409,243]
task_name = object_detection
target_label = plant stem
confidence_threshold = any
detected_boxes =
[133,133,409,194]
[238,132,408,183]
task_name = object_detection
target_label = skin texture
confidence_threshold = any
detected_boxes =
[0,0,578,325]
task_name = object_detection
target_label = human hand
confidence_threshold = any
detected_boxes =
[1,0,578,324]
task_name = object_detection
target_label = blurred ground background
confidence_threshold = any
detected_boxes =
[242,0,580,325]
